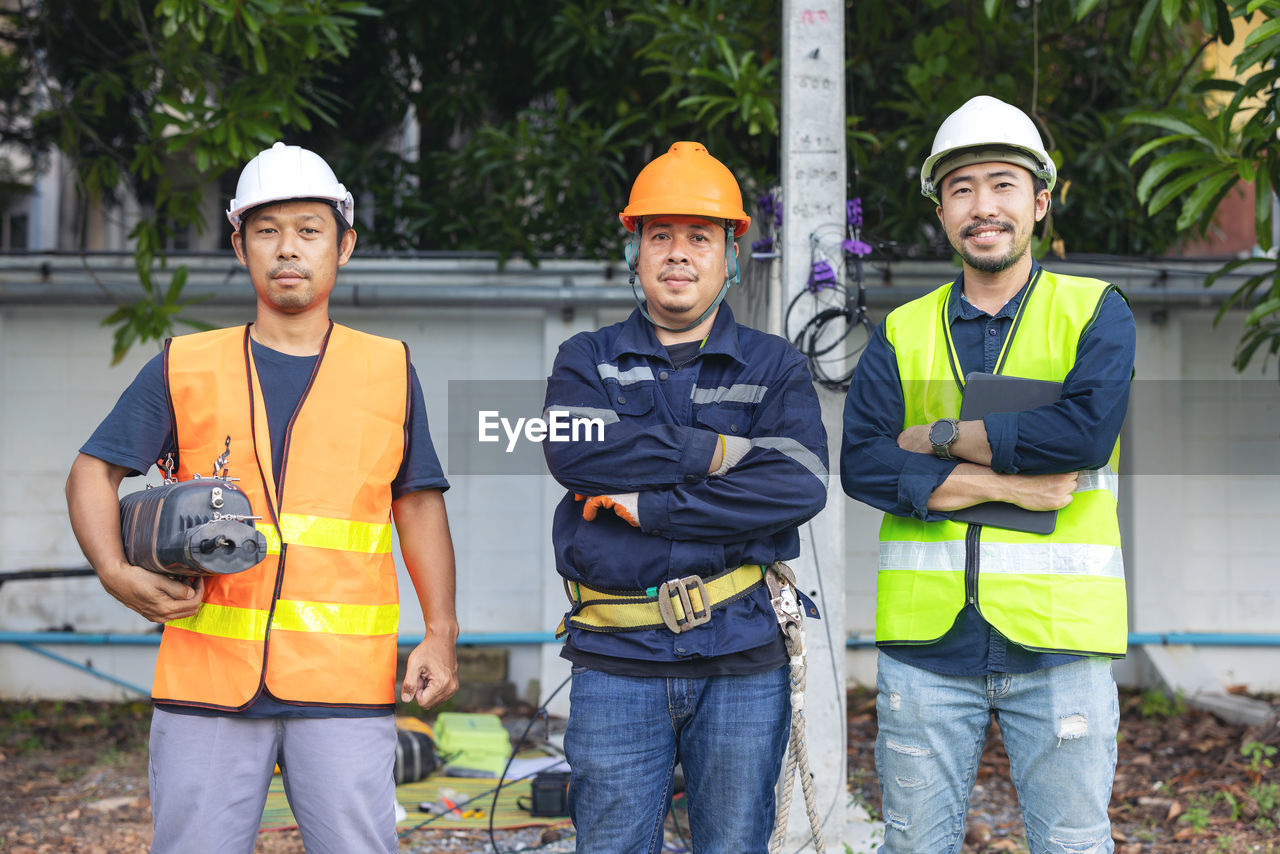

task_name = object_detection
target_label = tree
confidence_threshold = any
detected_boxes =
[846,0,1210,260]
[1,1,1229,362]
[308,0,781,261]
[1124,0,1280,374]
[2,0,378,362]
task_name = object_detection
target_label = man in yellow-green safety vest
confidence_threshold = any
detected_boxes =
[841,96,1135,854]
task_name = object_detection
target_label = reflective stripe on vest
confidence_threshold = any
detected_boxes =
[167,600,400,641]
[153,323,409,709]
[878,270,1128,655]
[256,514,394,556]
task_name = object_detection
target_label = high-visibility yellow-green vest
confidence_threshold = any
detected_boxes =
[878,269,1127,656]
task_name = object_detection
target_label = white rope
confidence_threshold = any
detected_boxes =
[769,620,826,854]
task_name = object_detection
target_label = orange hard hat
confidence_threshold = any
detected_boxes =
[619,141,751,237]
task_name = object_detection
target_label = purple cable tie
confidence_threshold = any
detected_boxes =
[844,197,870,256]
[806,259,838,293]
[757,192,782,229]
[846,198,863,229]
[842,237,872,257]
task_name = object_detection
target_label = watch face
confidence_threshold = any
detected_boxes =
[929,420,957,446]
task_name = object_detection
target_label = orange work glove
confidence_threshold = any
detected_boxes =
[579,493,640,527]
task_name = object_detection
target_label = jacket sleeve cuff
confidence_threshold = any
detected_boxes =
[983,412,1019,473]
[637,489,671,538]
[680,428,721,479]
[899,453,959,521]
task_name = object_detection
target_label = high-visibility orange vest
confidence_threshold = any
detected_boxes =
[152,323,409,710]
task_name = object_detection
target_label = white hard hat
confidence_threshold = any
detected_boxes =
[226,141,354,231]
[920,96,1056,202]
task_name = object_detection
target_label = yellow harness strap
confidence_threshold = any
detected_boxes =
[556,565,766,637]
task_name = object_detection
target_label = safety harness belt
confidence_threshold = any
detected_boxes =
[557,564,766,636]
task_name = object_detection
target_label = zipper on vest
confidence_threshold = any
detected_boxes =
[964,523,981,606]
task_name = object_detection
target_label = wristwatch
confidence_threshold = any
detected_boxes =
[928,418,960,460]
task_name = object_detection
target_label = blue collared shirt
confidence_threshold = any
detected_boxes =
[840,263,1136,675]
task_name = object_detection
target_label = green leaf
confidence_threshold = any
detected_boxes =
[1214,0,1234,44]
[1242,16,1280,51]
[1146,166,1219,216]
[1159,0,1181,28]
[1129,133,1192,166]
[1074,0,1104,19]
[252,38,268,75]
[164,266,189,305]
[1245,296,1280,327]
[1176,170,1236,230]
[1130,0,1161,63]
[1124,111,1211,142]
[1255,168,1273,251]
[1204,257,1256,291]
[983,0,1002,19]
[1226,68,1280,119]
[1135,149,1210,203]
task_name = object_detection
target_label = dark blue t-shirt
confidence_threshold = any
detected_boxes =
[82,336,449,717]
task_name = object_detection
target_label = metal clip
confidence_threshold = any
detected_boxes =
[211,512,261,523]
[158,454,177,484]
[657,575,711,634]
[213,435,231,479]
[765,561,803,629]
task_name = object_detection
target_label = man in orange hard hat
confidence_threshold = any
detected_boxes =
[542,141,830,852]
[66,142,459,853]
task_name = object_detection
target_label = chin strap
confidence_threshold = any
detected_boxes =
[626,222,740,333]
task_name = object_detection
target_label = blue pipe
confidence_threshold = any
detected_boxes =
[4,631,1276,699]
[0,631,560,647]
[6,630,1280,648]
[847,633,1280,648]
[1126,633,1280,647]
[399,632,560,647]
[16,641,151,696]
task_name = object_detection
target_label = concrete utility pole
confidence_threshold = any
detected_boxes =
[777,1,848,849]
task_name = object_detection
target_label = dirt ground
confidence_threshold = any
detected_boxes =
[1,688,1277,853]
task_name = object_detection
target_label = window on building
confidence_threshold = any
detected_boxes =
[8,213,28,250]
[0,210,29,250]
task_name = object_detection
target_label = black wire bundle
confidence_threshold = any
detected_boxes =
[787,255,875,391]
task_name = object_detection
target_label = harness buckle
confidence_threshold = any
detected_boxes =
[765,561,803,630]
[657,575,711,634]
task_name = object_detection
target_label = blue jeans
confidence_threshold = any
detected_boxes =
[875,652,1118,854]
[564,665,790,854]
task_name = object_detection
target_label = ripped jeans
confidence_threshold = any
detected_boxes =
[874,652,1118,854]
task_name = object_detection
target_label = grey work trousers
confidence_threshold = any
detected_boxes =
[148,707,398,854]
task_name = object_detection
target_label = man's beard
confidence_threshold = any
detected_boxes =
[955,220,1030,273]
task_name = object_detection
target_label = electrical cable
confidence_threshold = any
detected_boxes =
[485,673,573,853]
[787,254,875,391]
[395,764,562,838]
[394,674,574,850]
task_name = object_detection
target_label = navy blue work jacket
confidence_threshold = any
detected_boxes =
[543,304,830,663]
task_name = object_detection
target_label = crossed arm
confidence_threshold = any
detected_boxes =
[543,341,829,540]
